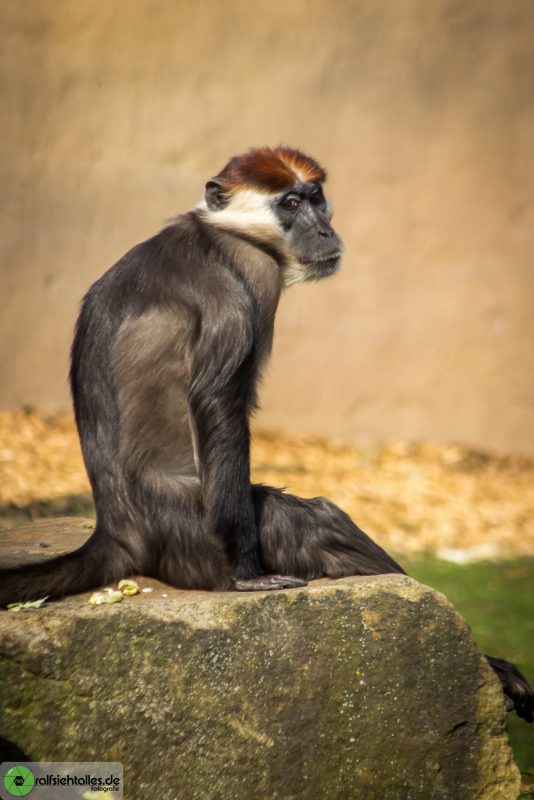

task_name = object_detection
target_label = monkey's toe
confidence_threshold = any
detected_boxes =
[234,574,307,591]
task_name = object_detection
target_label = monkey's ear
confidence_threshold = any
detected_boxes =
[205,180,228,211]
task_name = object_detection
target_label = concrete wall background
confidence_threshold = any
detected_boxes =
[1,0,533,454]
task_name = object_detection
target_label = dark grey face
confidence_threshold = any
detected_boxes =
[272,181,344,279]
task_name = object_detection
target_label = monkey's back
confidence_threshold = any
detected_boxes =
[70,215,211,502]
[70,213,275,499]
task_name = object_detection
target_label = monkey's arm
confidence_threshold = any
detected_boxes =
[188,309,305,590]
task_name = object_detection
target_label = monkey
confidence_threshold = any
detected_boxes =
[0,146,532,722]
[1,146,402,597]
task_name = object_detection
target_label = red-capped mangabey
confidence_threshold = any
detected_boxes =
[1,146,398,600]
[1,146,532,722]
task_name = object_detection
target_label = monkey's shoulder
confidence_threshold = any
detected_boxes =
[86,211,280,316]
[79,215,207,310]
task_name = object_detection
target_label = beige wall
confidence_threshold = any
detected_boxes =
[1,0,534,454]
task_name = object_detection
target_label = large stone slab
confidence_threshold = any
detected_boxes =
[0,520,520,800]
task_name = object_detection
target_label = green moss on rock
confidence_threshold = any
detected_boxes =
[0,572,520,799]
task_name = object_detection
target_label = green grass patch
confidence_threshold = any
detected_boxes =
[405,556,534,776]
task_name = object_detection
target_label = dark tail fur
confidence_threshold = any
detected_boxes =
[486,655,534,723]
[0,529,131,608]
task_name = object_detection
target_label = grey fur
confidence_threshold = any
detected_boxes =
[0,197,402,606]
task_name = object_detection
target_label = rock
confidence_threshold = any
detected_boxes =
[0,521,520,800]
[0,517,93,568]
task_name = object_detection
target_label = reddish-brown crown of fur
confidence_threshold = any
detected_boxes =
[215,147,327,194]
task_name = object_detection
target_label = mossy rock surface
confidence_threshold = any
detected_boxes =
[0,520,520,800]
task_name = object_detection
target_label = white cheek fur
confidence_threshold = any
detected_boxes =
[280,258,310,287]
[197,189,281,232]
[197,189,312,289]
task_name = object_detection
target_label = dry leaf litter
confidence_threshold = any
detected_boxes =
[1,409,533,558]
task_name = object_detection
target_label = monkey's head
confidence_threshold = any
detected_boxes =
[201,147,344,287]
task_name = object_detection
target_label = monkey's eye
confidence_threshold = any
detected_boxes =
[281,195,301,211]
[310,190,324,206]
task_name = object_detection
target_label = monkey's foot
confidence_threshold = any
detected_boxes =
[234,574,307,592]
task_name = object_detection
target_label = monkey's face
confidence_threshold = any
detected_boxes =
[202,147,344,288]
[272,181,344,284]
[203,178,344,288]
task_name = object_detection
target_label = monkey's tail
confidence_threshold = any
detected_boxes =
[486,655,534,723]
[0,529,130,609]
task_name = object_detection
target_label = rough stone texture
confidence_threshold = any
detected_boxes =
[0,518,94,568]
[0,523,520,800]
[2,1,534,455]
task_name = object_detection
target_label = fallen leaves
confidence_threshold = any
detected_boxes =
[7,596,48,611]
[1,409,533,557]
[250,430,534,557]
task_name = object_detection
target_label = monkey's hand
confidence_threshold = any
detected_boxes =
[234,574,307,591]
